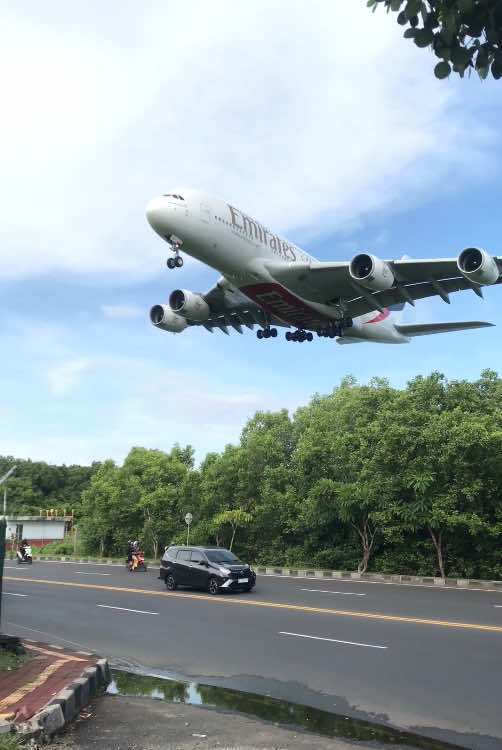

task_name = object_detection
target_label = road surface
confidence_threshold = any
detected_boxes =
[3,559,502,749]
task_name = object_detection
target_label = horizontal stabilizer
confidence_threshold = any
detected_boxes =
[395,321,494,338]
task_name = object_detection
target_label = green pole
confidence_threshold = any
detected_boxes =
[0,518,5,629]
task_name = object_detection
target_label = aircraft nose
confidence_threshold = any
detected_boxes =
[145,196,167,230]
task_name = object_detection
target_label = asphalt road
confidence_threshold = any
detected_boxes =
[3,560,502,749]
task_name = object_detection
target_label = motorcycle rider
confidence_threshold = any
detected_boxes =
[131,540,139,571]
[17,539,32,562]
[126,540,134,571]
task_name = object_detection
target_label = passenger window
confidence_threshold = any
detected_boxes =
[178,550,191,561]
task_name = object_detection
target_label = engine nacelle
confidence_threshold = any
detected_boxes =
[169,289,210,322]
[150,304,188,332]
[457,247,499,286]
[349,253,394,292]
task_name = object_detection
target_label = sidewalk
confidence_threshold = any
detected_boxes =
[0,638,110,740]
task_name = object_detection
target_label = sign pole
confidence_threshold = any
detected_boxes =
[184,512,193,546]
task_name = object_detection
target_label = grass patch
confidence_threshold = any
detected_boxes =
[0,736,26,749]
[0,647,24,673]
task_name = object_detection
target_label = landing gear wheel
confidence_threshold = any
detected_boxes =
[285,331,291,341]
[306,332,313,342]
[167,257,175,269]
[208,577,220,596]
[165,574,177,591]
[175,255,183,268]
[270,328,277,337]
[257,329,263,339]
[263,328,270,339]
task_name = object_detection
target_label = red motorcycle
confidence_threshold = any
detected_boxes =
[127,549,147,572]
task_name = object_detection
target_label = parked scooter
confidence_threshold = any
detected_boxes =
[16,541,33,565]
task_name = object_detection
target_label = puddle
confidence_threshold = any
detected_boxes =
[108,668,465,749]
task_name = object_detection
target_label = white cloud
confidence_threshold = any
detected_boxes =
[0,2,497,280]
[101,304,144,319]
[47,359,90,396]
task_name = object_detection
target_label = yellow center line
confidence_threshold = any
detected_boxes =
[5,576,502,633]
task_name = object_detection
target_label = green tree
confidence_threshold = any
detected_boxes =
[212,509,253,551]
[369,0,502,79]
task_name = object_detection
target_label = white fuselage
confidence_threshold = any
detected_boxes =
[146,189,409,343]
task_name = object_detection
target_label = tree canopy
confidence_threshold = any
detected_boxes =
[3,370,502,578]
[369,0,502,79]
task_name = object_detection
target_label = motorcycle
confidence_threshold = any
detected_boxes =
[16,546,33,565]
[126,549,147,572]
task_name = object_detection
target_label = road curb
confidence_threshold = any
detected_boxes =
[255,566,502,590]
[5,643,111,742]
[24,555,502,590]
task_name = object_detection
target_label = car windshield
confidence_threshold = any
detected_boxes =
[205,549,241,564]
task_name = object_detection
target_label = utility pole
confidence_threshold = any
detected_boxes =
[0,466,17,632]
[0,466,17,512]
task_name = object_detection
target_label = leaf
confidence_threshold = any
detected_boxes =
[397,10,408,25]
[491,56,502,80]
[414,28,434,47]
[403,27,416,38]
[404,0,422,20]
[434,61,451,79]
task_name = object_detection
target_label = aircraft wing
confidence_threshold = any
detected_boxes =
[395,321,494,337]
[264,257,502,318]
[193,277,282,334]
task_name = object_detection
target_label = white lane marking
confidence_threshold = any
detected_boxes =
[2,592,28,597]
[494,605,502,608]
[262,572,502,594]
[279,631,387,649]
[301,588,366,596]
[76,572,111,576]
[97,604,158,615]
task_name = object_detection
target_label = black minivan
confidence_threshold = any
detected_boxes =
[159,546,256,595]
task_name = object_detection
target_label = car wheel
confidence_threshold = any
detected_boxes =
[165,574,177,591]
[208,576,219,595]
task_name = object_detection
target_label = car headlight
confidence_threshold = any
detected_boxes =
[218,566,231,576]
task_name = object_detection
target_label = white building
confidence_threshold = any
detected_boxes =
[4,515,72,548]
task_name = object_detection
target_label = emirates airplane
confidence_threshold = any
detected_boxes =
[146,189,498,344]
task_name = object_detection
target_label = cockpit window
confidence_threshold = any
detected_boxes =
[163,193,185,200]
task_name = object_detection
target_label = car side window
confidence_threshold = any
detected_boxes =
[190,552,206,563]
[178,549,191,561]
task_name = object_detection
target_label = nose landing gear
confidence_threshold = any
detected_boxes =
[166,238,184,269]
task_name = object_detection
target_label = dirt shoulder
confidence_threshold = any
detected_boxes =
[44,693,409,750]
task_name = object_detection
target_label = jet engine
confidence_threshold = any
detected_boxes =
[169,289,210,322]
[349,253,394,292]
[150,304,188,332]
[457,247,499,286]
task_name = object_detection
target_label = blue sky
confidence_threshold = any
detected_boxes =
[2,1,502,466]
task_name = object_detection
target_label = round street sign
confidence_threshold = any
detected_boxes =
[184,513,193,525]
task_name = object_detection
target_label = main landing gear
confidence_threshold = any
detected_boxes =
[316,318,353,338]
[166,237,184,269]
[257,327,278,339]
[286,330,313,342]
